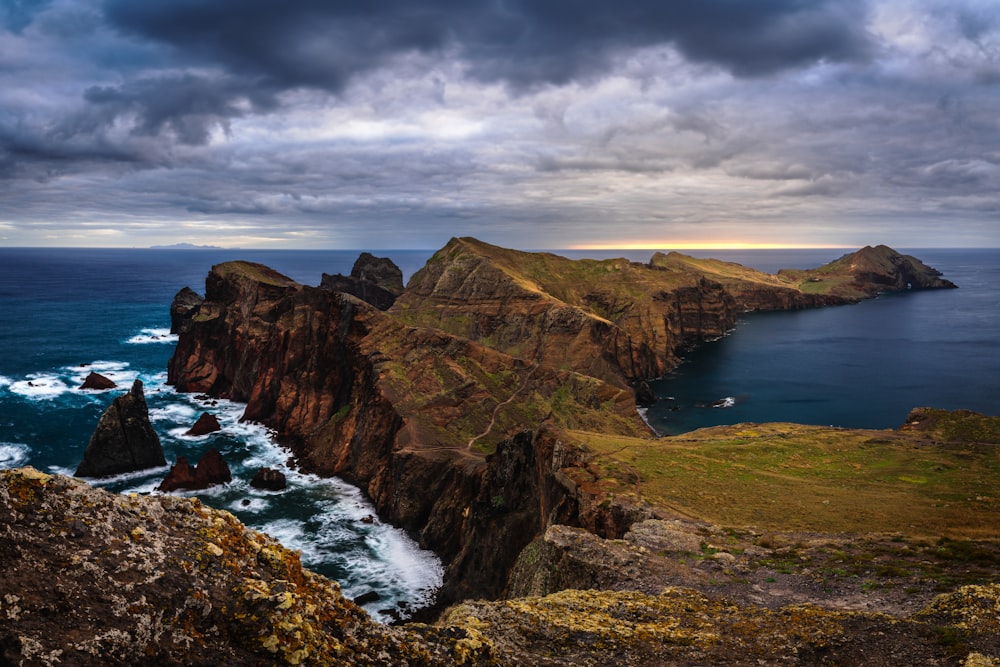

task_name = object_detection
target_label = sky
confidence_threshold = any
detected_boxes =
[1,0,999,250]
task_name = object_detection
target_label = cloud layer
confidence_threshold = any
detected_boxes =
[1,0,998,248]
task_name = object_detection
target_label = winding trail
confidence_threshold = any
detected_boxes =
[466,363,541,451]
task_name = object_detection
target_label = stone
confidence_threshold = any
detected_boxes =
[80,371,116,390]
[158,448,231,492]
[249,466,287,491]
[75,379,166,478]
[186,412,222,436]
[320,252,404,310]
[170,286,204,334]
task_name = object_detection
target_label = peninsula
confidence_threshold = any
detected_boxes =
[3,240,995,666]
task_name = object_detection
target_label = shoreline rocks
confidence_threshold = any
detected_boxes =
[158,448,232,492]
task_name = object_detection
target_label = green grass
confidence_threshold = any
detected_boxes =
[562,421,1000,539]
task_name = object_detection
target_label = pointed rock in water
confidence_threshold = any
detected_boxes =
[75,379,166,478]
[249,466,286,491]
[186,412,222,436]
[158,448,232,492]
[80,371,116,390]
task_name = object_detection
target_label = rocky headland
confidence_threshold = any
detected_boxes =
[4,239,991,664]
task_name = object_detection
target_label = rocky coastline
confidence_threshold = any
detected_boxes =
[3,239,993,665]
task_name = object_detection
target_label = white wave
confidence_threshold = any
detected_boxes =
[364,528,444,612]
[81,465,171,485]
[0,376,11,389]
[66,361,138,391]
[149,403,200,425]
[230,497,272,513]
[9,374,71,400]
[711,396,736,408]
[0,442,30,469]
[126,328,178,345]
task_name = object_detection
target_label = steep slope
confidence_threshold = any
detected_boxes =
[167,260,648,604]
[391,237,742,387]
[648,251,845,311]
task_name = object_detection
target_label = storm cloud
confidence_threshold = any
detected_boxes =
[0,0,998,248]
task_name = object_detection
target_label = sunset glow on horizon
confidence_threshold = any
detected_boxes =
[568,241,852,251]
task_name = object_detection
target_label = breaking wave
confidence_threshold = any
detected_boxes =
[126,328,178,345]
[0,442,30,469]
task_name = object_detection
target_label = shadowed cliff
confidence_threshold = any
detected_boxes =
[166,240,962,610]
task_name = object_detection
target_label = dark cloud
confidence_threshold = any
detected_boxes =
[1,0,53,33]
[103,0,875,90]
[78,73,279,145]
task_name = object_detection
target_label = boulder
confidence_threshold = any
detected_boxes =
[186,412,222,436]
[75,379,166,478]
[80,371,116,390]
[158,448,232,492]
[249,467,287,491]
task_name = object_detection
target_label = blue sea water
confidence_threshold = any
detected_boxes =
[0,246,997,617]
[640,248,1000,435]
[0,248,437,622]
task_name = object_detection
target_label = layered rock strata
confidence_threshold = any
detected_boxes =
[166,241,960,609]
[168,260,648,604]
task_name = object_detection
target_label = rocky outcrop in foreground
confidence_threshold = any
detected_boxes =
[2,467,997,666]
[74,379,165,478]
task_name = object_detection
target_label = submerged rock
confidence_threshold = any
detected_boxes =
[249,466,286,491]
[186,412,222,436]
[75,379,166,478]
[158,448,232,492]
[79,371,116,390]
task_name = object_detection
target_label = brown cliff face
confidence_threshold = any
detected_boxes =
[649,251,850,311]
[392,237,742,387]
[168,260,648,607]
[165,242,960,611]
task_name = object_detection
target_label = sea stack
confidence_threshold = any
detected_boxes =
[75,379,166,478]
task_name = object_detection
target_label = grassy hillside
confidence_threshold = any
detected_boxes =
[561,417,1000,539]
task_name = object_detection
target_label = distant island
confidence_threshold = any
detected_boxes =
[149,242,228,249]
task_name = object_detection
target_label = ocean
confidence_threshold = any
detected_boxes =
[1,246,997,619]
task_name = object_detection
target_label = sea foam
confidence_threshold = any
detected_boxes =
[126,328,178,345]
[9,375,71,400]
[0,442,30,469]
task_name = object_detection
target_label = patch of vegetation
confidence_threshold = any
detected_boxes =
[561,422,1000,539]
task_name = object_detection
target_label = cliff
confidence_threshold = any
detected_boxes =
[3,466,998,666]
[166,242,962,610]
[391,237,743,387]
[391,239,956,392]
[167,259,648,605]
